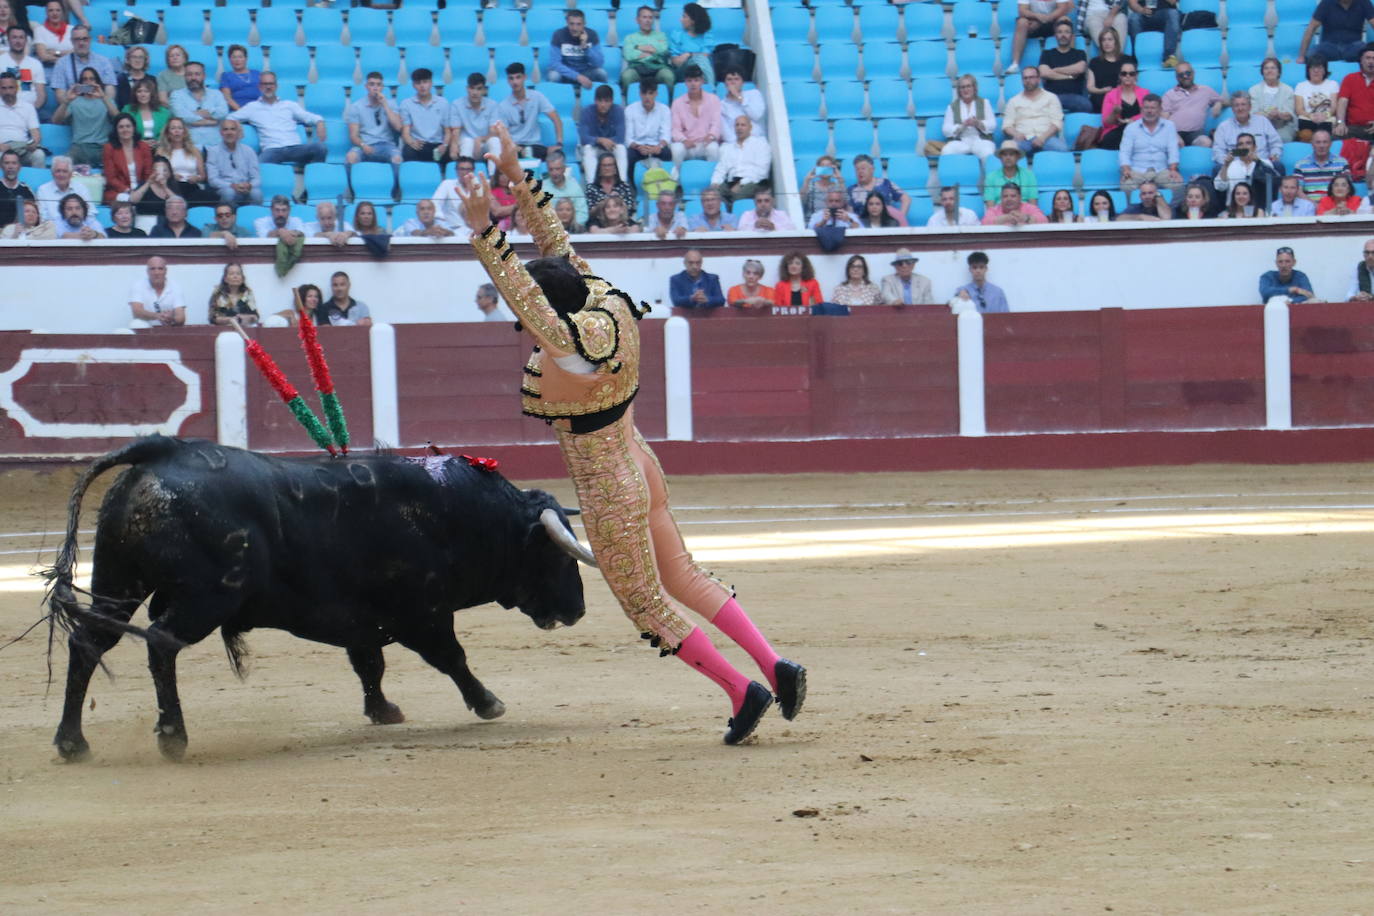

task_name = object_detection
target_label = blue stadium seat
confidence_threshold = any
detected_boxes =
[678,159,715,197]
[161,8,208,47]
[937,154,982,188]
[304,83,349,119]
[601,46,622,77]
[784,82,824,118]
[1193,68,1224,94]
[1135,67,1169,93]
[582,10,611,43]
[1272,0,1310,25]
[491,46,533,81]
[1064,112,1098,140]
[612,6,641,43]
[525,8,565,45]
[711,9,746,43]
[1079,149,1118,186]
[903,3,945,41]
[398,161,440,201]
[818,43,861,80]
[347,9,391,46]
[960,191,984,216]
[39,123,70,153]
[912,80,954,117]
[907,194,933,225]
[436,7,480,45]
[187,206,216,229]
[1180,29,1222,64]
[776,43,817,81]
[1272,25,1304,60]
[304,162,348,202]
[301,7,345,45]
[823,80,865,118]
[482,10,524,46]
[360,46,403,83]
[952,0,993,39]
[813,7,856,45]
[538,81,575,115]
[392,8,436,47]
[1225,28,1270,69]
[322,119,350,163]
[239,123,260,152]
[260,163,297,201]
[861,43,905,80]
[790,119,831,158]
[868,80,911,118]
[771,6,811,44]
[830,118,874,159]
[210,8,250,46]
[953,38,998,76]
[1224,0,1268,29]
[1132,32,1163,63]
[291,203,316,224]
[1031,150,1075,186]
[905,42,947,79]
[388,203,416,230]
[403,45,447,83]
[265,46,311,85]
[873,120,917,158]
[857,4,901,42]
[350,162,395,200]
[237,205,270,228]
[884,155,928,191]
[255,9,300,47]
[315,46,358,84]
[1282,141,1313,173]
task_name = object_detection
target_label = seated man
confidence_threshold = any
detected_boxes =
[1003,67,1067,156]
[228,72,327,167]
[0,148,35,228]
[1260,246,1317,304]
[982,182,1048,225]
[148,195,202,238]
[686,186,737,231]
[1215,132,1281,210]
[1008,0,1072,77]
[431,155,478,230]
[710,115,770,207]
[1161,61,1225,147]
[1335,45,1374,140]
[305,201,355,247]
[129,256,186,327]
[808,187,861,229]
[1127,0,1182,68]
[493,62,562,161]
[1292,128,1350,200]
[928,185,981,227]
[399,68,450,164]
[578,84,627,184]
[669,248,725,309]
[626,77,676,178]
[543,149,587,225]
[951,251,1010,313]
[847,153,911,216]
[737,186,794,231]
[620,4,674,94]
[0,72,44,167]
[254,193,307,241]
[547,8,609,87]
[206,119,262,204]
[54,191,103,239]
[1119,93,1183,192]
[169,61,228,150]
[647,190,689,239]
[1117,179,1173,220]
[36,155,90,223]
[48,25,115,104]
[203,201,252,248]
[1270,175,1319,216]
[879,249,933,306]
[397,198,455,238]
[1038,19,1093,113]
[448,72,499,161]
[1345,238,1374,300]
[1298,0,1374,64]
[670,64,721,165]
[474,282,511,322]
[1212,92,1284,169]
[720,67,766,143]
[346,72,403,166]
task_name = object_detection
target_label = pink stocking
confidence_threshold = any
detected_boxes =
[677,628,753,714]
[711,598,782,691]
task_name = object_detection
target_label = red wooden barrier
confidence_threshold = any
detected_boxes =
[1290,301,1374,427]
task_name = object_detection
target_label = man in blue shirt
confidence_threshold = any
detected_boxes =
[668,248,725,309]
[345,71,403,166]
[954,251,1010,313]
[1269,175,1318,216]
[1259,246,1317,303]
[1298,0,1374,63]
[547,8,609,88]
[493,62,562,161]
[577,83,627,185]
[399,68,451,164]
[169,61,228,149]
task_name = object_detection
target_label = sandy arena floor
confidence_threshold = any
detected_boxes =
[1,459,1373,914]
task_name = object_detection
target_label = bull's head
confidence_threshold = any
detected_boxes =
[504,494,593,631]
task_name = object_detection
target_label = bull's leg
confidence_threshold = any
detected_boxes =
[395,620,505,720]
[346,645,405,724]
[54,596,143,762]
[145,596,228,761]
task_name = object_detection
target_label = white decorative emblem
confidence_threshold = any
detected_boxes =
[0,348,202,438]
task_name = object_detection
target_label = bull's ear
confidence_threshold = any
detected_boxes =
[538,508,598,568]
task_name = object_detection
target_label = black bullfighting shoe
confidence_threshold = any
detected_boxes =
[773,658,807,721]
[723,681,773,745]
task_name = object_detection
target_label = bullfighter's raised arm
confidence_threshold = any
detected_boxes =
[487,122,593,274]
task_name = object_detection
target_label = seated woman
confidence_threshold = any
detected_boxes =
[801,154,843,221]
[1082,189,1117,222]
[1250,57,1297,144]
[1317,174,1359,216]
[668,3,714,84]
[128,154,175,218]
[351,200,387,236]
[1172,183,1216,220]
[857,190,901,228]
[156,44,188,106]
[101,113,152,204]
[727,259,773,311]
[830,254,883,307]
[0,199,56,239]
[587,195,642,234]
[1096,62,1148,150]
[1294,55,1339,142]
[772,251,824,310]
[1046,188,1080,223]
[554,197,587,234]
[208,262,260,327]
[156,116,213,205]
[53,66,118,166]
[584,151,637,216]
[115,45,150,110]
[1086,27,1135,113]
[1221,181,1261,218]
[105,199,147,237]
[121,75,170,142]
[220,44,261,111]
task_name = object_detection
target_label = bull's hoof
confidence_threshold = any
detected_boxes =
[367,702,406,725]
[55,734,91,763]
[155,724,188,761]
[472,691,506,721]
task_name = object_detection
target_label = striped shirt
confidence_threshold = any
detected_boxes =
[1292,153,1350,200]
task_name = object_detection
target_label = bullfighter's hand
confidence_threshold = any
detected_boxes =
[487,122,525,185]
[456,171,494,229]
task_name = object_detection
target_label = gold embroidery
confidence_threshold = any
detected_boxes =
[569,307,618,363]
[470,228,574,354]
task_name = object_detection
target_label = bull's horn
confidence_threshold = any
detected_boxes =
[540,508,598,568]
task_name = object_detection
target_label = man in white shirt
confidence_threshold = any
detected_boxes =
[710,115,770,207]
[1003,67,1068,155]
[253,194,307,240]
[4,26,46,110]
[228,71,327,166]
[719,67,765,142]
[1269,174,1318,217]
[807,188,861,229]
[36,155,89,222]
[0,71,43,167]
[736,186,794,231]
[926,185,981,227]
[396,198,455,238]
[625,76,675,177]
[431,155,478,233]
[129,256,186,328]
[305,201,355,247]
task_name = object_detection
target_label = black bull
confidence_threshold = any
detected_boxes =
[44,436,593,762]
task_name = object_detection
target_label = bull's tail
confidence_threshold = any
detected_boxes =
[40,437,184,672]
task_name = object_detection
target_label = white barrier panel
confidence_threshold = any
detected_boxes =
[663,315,693,441]
[369,323,400,448]
[1263,298,1292,430]
[956,308,986,437]
[214,332,248,448]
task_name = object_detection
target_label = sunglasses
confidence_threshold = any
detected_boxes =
[1276,247,1294,256]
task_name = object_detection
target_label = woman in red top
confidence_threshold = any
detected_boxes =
[101,112,153,204]
[1317,174,1359,215]
[772,252,823,309]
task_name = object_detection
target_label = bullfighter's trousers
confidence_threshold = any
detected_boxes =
[556,409,731,650]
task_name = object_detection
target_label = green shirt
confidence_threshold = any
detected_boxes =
[622,28,669,69]
[983,164,1038,204]
[68,96,112,146]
